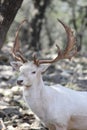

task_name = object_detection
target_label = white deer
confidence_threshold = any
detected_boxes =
[10,19,87,130]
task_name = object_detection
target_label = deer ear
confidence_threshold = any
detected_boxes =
[10,61,23,71]
[39,64,50,73]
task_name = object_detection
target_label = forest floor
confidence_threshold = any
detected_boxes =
[0,44,87,130]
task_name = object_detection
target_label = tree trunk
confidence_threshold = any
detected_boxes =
[29,0,51,50]
[0,0,23,50]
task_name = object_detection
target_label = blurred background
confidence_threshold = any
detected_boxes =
[0,0,87,55]
[0,0,87,129]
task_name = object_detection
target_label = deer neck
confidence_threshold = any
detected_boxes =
[33,76,44,91]
[24,75,45,96]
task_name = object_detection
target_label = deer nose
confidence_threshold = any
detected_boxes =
[17,80,23,85]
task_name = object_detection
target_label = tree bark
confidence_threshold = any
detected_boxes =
[29,0,51,50]
[0,0,23,50]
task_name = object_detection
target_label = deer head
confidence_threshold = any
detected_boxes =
[10,19,78,87]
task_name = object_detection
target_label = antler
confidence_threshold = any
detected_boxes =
[33,19,77,66]
[11,19,28,63]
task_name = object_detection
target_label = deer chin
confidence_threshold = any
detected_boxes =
[25,85,32,88]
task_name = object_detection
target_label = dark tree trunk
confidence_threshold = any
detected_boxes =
[0,0,23,50]
[29,0,51,50]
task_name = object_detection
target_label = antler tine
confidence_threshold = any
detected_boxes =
[12,19,28,63]
[33,19,77,66]
[33,54,40,66]
[57,19,77,57]
[33,44,63,65]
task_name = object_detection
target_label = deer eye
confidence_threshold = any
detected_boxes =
[32,71,36,74]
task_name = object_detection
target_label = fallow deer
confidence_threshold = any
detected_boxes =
[10,19,87,130]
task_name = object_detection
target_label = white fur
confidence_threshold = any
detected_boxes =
[11,61,87,130]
